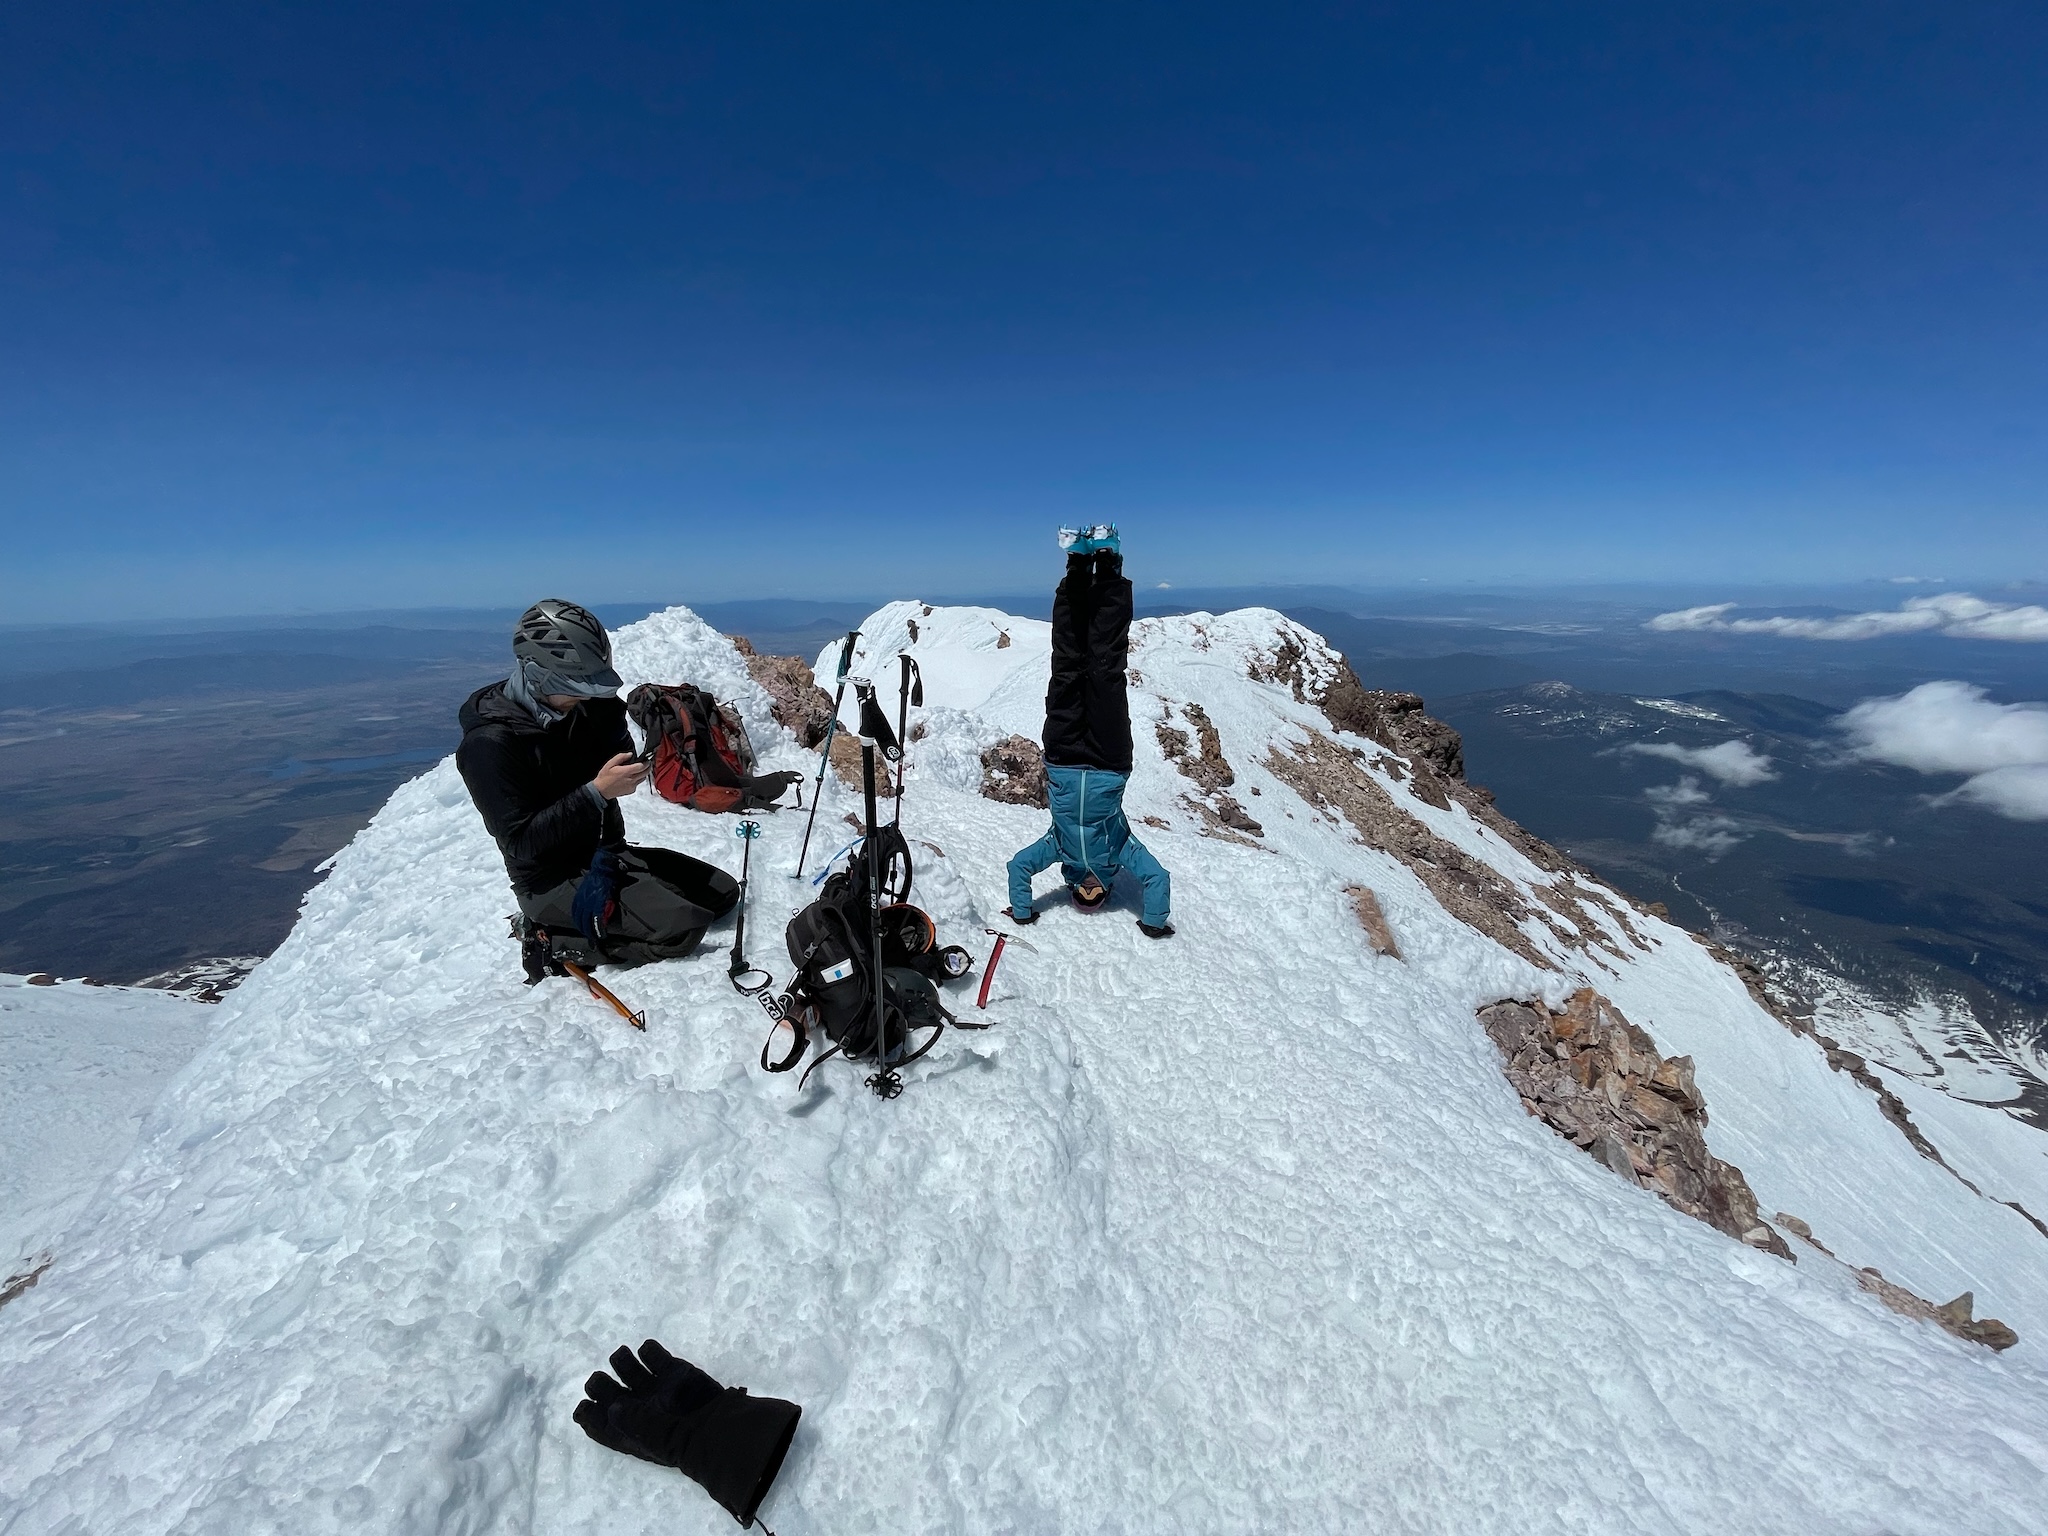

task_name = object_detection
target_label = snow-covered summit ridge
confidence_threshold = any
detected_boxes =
[4,600,2047,1534]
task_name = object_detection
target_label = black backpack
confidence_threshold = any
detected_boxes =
[761,831,973,1094]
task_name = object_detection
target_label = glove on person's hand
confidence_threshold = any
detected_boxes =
[575,1340,802,1528]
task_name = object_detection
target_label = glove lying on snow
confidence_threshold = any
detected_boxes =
[574,1339,801,1528]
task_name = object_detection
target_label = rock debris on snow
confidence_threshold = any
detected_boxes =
[1853,1268,2019,1352]
[1344,885,1403,959]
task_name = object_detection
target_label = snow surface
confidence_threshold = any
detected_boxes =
[0,975,218,1273]
[5,601,2048,1535]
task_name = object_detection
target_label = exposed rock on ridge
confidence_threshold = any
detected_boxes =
[1266,727,1556,969]
[1250,632,1648,962]
[729,637,837,749]
[1157,701,1264,842]
[980,735,1049,807]
[1479,990,1794,1259]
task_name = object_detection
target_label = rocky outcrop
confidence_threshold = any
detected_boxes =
[1157,702,1263,841]
[1156,703,1233,794]
[1267,728,1552,968]
[730,638,837,749]
[0,1255,50,1311]
[1853,1268,2019,1352]
[980,735,1049,807]
[1252,638,1464,785]
[827,734,913,799]
[1480,989,1794,1259]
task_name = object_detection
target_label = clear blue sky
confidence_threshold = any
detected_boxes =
[4,2,2045,619]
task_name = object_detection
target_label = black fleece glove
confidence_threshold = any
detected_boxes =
[575,1340,802,1528]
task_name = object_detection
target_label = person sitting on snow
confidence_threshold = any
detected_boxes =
[458,599,738,968]
[1005,528,1174,938]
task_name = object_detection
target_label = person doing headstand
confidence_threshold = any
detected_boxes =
[1005,528,1174,938]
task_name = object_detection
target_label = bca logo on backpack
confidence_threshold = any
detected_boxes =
[625,683,803,814]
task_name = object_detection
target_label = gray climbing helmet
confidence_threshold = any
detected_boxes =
[512,599,623,694]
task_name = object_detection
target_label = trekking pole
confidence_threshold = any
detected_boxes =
[728,819,771,995]
[861,734,900,1098]
[559,959,647,1031]
[794,630,860,880]
[853,681,905,1098]
[892,653,923,820]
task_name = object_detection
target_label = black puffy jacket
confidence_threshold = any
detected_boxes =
[457,682,632,896]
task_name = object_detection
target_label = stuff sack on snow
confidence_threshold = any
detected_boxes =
[625,682,802,814]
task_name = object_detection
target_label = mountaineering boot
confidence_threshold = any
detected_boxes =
[512,914,566,985]
[1056,524,1121,556]
[1138,920,1175,939]
[576,1339,801,1529]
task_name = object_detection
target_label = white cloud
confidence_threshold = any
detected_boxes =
[1838,680,2048,822]
[1640,774,1749,856]
[1645,592,2048,643]
[1651,812,1747,856]
[1839,681,2048,773]
[1626,739,1777,786]
[1644,777,1713,808]
[1949,764,2048,821]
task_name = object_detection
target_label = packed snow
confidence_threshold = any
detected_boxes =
[0,975,218,1275]
[4,600,2047,1535]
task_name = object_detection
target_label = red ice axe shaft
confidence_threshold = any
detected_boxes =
[977,931,1007,1010]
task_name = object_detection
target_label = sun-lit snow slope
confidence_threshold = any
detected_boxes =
[0,975,217,1273]
[1805,975,2048,1228]
[5,602,2048,1536]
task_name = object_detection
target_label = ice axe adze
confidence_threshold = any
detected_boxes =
[794,629,860,881]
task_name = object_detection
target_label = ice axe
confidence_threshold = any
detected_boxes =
[977,924,1037,1011]
[560,959,647,1031]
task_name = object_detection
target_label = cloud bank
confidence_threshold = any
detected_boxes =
[1646,592,2048,643]
[1839,680,2048,821]
[1641,775,1748,855]
[1625,739,1777,786]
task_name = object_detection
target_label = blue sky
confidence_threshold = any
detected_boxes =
[4,2,2046,619]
